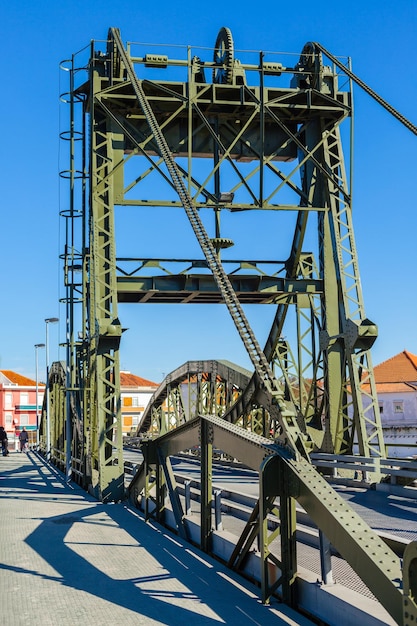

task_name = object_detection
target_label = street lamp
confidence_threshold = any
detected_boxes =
[34,343,45,450]
[45,317,59,460]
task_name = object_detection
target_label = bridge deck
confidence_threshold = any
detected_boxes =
[0,451,314,626]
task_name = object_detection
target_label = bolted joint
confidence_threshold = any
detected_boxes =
[98,319,122,337]
[345,318,378,352]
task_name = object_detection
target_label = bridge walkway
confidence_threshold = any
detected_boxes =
[0,451,314,626]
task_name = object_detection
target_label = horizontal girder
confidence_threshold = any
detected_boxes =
[117,273,322,304]
[84,80,349,165]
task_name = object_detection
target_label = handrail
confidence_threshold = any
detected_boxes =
[311,452,417,483]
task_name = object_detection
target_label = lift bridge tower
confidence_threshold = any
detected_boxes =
[58,27,386,501]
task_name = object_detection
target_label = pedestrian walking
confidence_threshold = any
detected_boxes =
[0,426,9,456]
[19,427,29,453]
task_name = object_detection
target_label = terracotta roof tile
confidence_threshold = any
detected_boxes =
[373,350,417,384]
[0,370,37,386]
[375,382,415,393]
[120,371,159,387]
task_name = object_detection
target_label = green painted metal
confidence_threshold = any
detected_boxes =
[58,44,126,500]
[97,28,382,459]
[54,27,417,622]
[260,454,297,606]
[39,361,67,467]
[157,449,188,540]
[138,360,252,435]
[83,59,125,502]
[116,272,321,304]
[403,542,417,623]
[61,27,389,489]
[129,414,403,623]
[200,419,213,552]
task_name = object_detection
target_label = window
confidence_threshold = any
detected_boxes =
[5,392,12,409]
[5,413,12,427]
[394,401,404,413]
[378,403,384,414]
[123,396,132,407]
[132,397,139,407]
[20,392,29,405]
[19,414,29,426]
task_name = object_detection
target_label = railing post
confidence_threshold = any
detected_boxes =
[185,480,191,516]
[214,489,223,530]
[319,530,334,585]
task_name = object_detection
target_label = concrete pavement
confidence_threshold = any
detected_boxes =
[0,450,315,626]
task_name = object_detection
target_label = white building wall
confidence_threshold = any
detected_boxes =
[379,391,417,427]
[361,389,417,458]
[379,390,417,458]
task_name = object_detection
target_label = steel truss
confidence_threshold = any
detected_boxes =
[55,26,390,497]
[102,27,384,457]
[46,26,417,623]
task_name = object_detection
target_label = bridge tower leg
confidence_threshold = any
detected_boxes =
[82,57,125,501]
[58,46,126,501]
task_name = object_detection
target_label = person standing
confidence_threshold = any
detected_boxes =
[0,426,9,456]
[19,427,29,453]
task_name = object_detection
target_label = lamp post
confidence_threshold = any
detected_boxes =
[45,317,59,461]
[34,343,45,450]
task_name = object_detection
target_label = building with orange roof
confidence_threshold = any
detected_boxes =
[0,368,159,445]
[0,370,45,447]
[371,350,417,457]
[120,371,159,437]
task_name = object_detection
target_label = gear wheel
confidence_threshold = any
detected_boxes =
[298,42,323,90]
[213,27,234,84]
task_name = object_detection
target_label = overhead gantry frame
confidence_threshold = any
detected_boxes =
[103,27,385,457]
[57,26,398,494]
[51,26,417,623]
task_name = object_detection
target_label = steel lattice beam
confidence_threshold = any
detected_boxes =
[60,27,385,493]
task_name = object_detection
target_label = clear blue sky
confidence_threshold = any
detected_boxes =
[1,0,416,383]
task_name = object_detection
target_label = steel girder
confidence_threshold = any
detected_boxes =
[296,115,385,456]
[60,48,125,500]
[129,414,408,623]
[82,60,125,501]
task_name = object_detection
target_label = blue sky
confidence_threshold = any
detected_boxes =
[1,0,416,383]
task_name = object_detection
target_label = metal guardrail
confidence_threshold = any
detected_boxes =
[311,452,417,485]
[123,453,411,585]
[125,447,417,485]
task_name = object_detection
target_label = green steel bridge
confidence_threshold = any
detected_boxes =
[38,28,417,625]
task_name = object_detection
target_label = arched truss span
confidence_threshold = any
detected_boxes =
[138,359,253,435]
[137,358,289,439]
[39,361,66,464]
